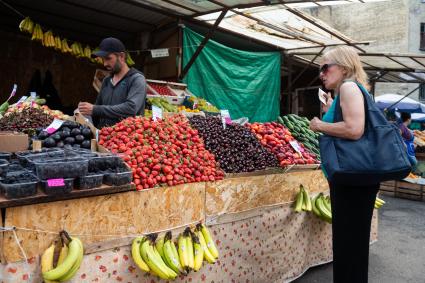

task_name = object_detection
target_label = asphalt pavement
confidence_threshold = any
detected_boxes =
[293,195,425,283]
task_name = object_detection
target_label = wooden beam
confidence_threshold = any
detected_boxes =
[56,0,156,27]
[281,4,366,53]
[117,0,186,18]
[284,41,371,51]
[160,0,199,13]
[179,9,228,80]
[410,57,425,68]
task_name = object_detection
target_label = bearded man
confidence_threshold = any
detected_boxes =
[78,37,146,128]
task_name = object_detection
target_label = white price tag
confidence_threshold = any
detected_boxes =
[318,88,327,105]
[289,140,303,154]
[45,119,64,134]
[220,110,232,129]
[152,105,163,121]
[151,48,169,58]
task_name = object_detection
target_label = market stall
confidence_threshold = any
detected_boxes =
[0,169,378,282]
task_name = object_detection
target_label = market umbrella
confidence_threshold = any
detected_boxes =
[375,94,425,113]
[395,111,425,122]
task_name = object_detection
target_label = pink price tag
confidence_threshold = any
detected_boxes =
[46,127,56,134]
[47,179,65,187]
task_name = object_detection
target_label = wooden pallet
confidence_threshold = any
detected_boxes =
[380,180,424,201]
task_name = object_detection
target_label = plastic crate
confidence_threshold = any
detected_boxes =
[88,155,122,172]
[15,148,62,166]
[77,173,103,190]
[41,178,74,195]
[0,159,9,178]
[34,157,89,180]
[103,170,132,186]
[0,152,12,161]
[0,171,38,199]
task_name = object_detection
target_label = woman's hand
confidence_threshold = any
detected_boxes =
[310,117,322,132]
[322,92,333,113]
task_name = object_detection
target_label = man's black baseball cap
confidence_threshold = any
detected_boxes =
[92,37,126,58]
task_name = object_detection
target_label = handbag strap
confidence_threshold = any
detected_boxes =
[333,82,370,127]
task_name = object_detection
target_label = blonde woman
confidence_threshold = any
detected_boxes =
[310,46,378,283]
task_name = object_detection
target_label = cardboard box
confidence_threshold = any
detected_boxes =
[0,132,29,152]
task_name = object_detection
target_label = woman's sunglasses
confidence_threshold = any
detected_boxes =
[319,63,337,74]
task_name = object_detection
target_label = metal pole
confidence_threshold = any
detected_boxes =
[179,9,228,80]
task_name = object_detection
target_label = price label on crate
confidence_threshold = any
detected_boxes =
[289,140,304,155]
[152,105,163,121]
[47,178,65,187]
[45,118,64,134]
[151,48,169,58]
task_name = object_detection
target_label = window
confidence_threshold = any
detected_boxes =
[421,23,425,51]
[420,83,425,101]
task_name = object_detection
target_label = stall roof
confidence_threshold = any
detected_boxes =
[0,0,385,46]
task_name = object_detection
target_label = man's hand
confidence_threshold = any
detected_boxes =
[310,117,322,132]
[78,102,94,116]
[322,92,333,113]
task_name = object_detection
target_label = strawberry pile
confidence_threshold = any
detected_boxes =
[99,115,224,190]
[247,122,319,167]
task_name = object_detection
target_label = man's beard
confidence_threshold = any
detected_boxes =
[111,60,122,75]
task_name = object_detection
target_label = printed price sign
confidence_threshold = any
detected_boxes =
[152,105,163,121]
[47,178,65,187]
[220,110,232,129]
[151,48,169,58]
[289,140,304,154]
[45,118,64,134]
[318,88,327,105]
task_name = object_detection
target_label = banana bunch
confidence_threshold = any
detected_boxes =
[31,24,43,42]
[375,197,385,209]
[41,232,84,282]
[19,17,34,34]
[71,42,84,57]
[311,193,332,223]
[293,185,312,212]
[131,224,219,280]
[82,45,92,59]
[126,52,135,66]
[61,39,72,53]
[43,30,56,48]
[54,36,62,51]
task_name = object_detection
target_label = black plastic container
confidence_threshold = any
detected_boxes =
[0,159,9,178]
[77,173,103,190]
[0,171,38,199]
[0,152,12,161]
[16,148,62,166]
[34,157,89,180]
[41,178,74,195]
[103,171,133,186]
[88,155,122,172]
[8,162,25,172]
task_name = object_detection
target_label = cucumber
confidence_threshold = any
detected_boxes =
[277,116,284,124]
[288,115,298,124]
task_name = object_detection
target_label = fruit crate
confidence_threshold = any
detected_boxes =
[0,152,12,161]
[41,178,74,195]
[146,80,187,105]
[394,180,424,201]
[33,157,89,180]
[0,171,39,199]
[0,159,9,178]
[76,173,104,190]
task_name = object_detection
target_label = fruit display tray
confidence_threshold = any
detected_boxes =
[34,157,89,180]
[41,178,74,195]
[76,173,104,190]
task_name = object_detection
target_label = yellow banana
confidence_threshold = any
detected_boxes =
[152,243,177,279]
[57,238,84,282]
[41,243,56,283]
[198,224,219,259]
[42,237,81,281]
[316,194,332,224]
[185,228,194,270]
[376,197,385,205]
[19,17,27,32]
[192,232,204,272]
[131,237,150,273]
[163,231,184,275]
[177,233,189,271]
[311,194,322,219]
[196,229,216,264]
[27,19,34,34]
[155,235,165,260]
[57,244,69,266]
[322,195,332,213]
[294,189,304,212]
[140,236,173,280]
[302,186,312,212]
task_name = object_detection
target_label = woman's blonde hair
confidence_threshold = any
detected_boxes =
[322,46,370,90]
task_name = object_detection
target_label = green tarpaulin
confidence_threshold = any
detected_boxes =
[182,28,281,122]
